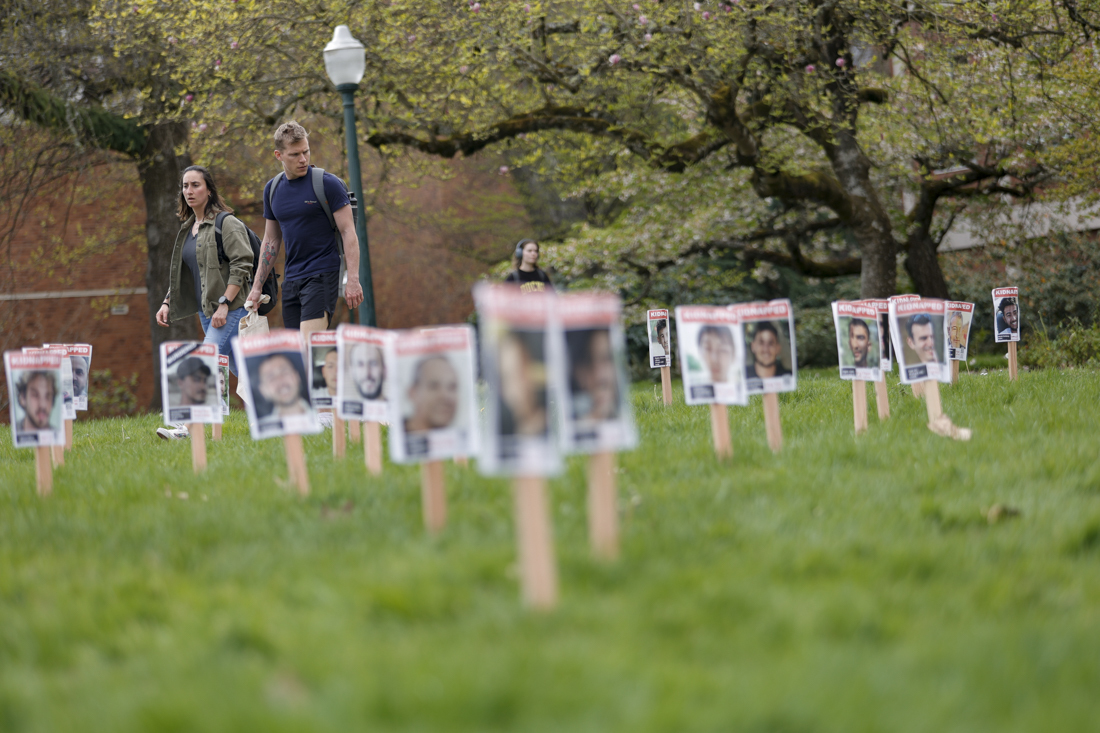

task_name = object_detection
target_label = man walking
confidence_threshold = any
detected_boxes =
[247,121,364,340]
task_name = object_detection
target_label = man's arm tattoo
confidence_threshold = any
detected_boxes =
[253,240,279,285]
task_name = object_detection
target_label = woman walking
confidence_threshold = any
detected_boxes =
[504,239,554,293]
[156,165,253,438]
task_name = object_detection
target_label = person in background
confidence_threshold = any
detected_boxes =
[504,239,553,293]
[156,165,253,440]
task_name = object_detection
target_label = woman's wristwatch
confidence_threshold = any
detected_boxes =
[218,295,229,307]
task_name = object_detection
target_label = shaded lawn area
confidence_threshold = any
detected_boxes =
[1,368,1099,732]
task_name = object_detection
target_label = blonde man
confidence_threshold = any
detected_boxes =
[247,121,364,341]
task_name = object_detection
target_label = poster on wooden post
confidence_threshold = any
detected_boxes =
[888,299,951,384]
[946,301,975,360]
[5,350,65,447]
[217,353,231,416]
[673,306,746,406]
[866,300,893,372]
[647,309,672,369]
[474,284,563,476]
[832,301,882,381]
[45,344,92,411]
[233,330,321,440]
[560,293,637,454]
[731,300,798,395]
[335,325,390,422]
[26,347,75,421]
[159,342,223,425]
[386,325,479,463]
[992,287,1021,343]
[308,331,339,408]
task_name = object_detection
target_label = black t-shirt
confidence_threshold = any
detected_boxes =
[504,268,553,294]
[182,229,203,306]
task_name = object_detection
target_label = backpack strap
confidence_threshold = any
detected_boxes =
[213,211,231,264]
[310,167,345,259]
[264,172,285,225]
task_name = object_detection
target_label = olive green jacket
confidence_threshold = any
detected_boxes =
[166,213,253,321]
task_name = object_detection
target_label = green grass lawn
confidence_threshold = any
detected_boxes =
[2,367,1100,732]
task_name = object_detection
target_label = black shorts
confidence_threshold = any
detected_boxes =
[282,270,339,330]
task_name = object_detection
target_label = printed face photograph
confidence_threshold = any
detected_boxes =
[746,321,792,379]
[252,352,311,418]
[172,356,214,407]
[848,318,871,367]
[312,346,338,397]
[651,320,670,355]
[497,328,548,438]
[404,355,460,433]
[15,370,60,433]
[903,313,943,364]
[998,298,1020,334]
[346,342,385,401]
[697,325,736,384]
[949,311,972,349]
[567,328,619,423]
[71,356,89,397]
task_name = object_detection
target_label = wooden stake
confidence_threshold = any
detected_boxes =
[349,419,361,444]
[874,379,890,421]
[332,411,346,458]
[421,461,447,535]
[35,446,53,496]
[455,455,469,467]
[852,380,868,435]
[763,392,783,452]
[283,433,310,496]
[951,360,960,384]
[923,380,943,422]
[65,419,73,450]
[188,423,207,473]
[212,423,222,441]
[513,476,559,610]
[1008,341,1018,381]
[587,452,619,561]
[912,381,925,398]
[660,366,673,406]
[51,444,63,467]
[364,421,382,475]
[709,403,732,459]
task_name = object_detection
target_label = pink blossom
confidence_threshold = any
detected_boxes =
[644,33,652,41]
[639,15,647,25]
[408,34,416,42]
[198,123,208,132]
[499,166,509,175]
[632,3,640,9]
[470,2,480,11]
[702,11,711,19]
[214,59,221,66]
[168,37,178,45]
[525,4,531,11]
[185,94,194,102]
[459,65,469,73]
[609,54,621,65]
[230,41,238,49]
[805,64,815,72]
[836,57,846,67]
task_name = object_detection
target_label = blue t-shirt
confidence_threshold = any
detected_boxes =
[263,167,349,282]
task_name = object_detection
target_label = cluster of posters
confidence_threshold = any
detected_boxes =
[474,285,636,476]
[673,299,797,405]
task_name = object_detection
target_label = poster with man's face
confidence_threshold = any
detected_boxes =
[308,331,338,409]
[474,283,563,476]
[673,306,746,406]
[45,343,92,411]
[5,350,64,447]
[886,294,922,368]
[946,301,975,360]
[336,324,390,422]
[218,353,230,415]
[888,298,951,384]
[866,300,893,372]
[731,300,798,395]
[26,346,74,420]
[559,293,637,454]
[832,301,882,381]
[647,309,672,369]
[386,326,479,463]
[160,342,222,425]
[233,330,321,440]
[992,287,1021,343]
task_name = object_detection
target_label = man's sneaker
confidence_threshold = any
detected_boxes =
[157,424,190,440]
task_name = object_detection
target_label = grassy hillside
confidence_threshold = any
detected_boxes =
[2,368,1099,732]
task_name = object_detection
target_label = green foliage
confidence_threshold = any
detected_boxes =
[87,369,140,418]
[3,372,1100,729]
[1020,320,1100,370]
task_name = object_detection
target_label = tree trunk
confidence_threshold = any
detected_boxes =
[139,122,198,410]
[905,233,951,299]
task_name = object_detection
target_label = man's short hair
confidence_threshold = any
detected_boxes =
[998,297,1018,315]
[16,370,58,399]
[848,318,870,338]
[274,121,309,151]
[177,356,212,380]
[749,321,779,341]
[655,320,667,335]
[906,313,933,338]
[697,324,734,348]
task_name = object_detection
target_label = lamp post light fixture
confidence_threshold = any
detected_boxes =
[324,24,376,326]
